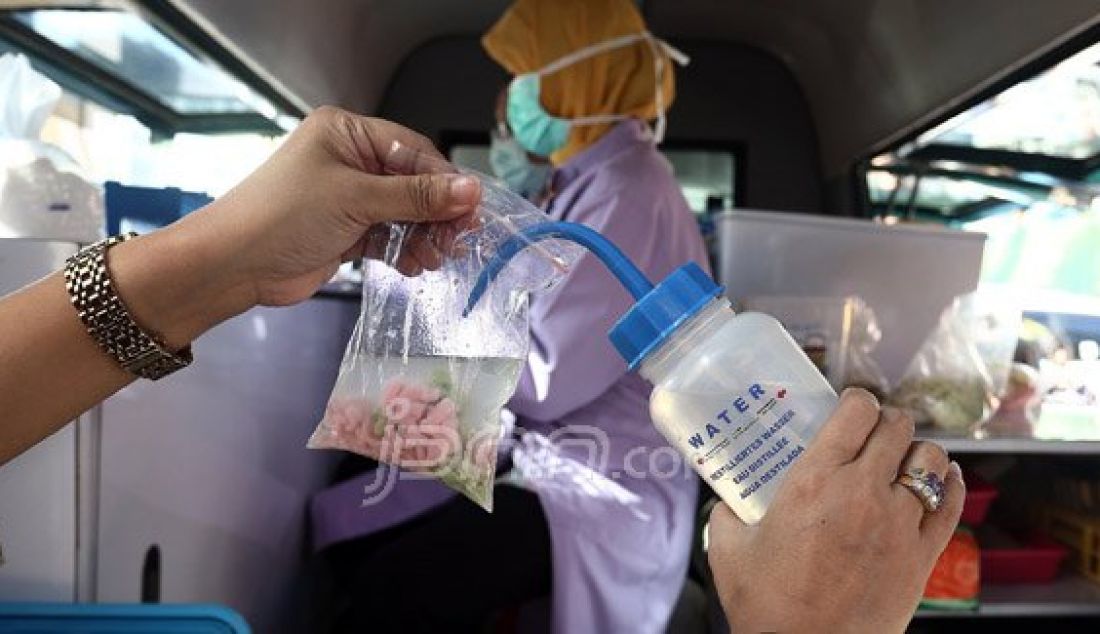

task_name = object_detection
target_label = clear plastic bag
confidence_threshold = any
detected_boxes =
[985,362,1043,436]
[0,53,104,243]
[889,292,1022,432]
[309,146,581,510]
[741,295,889,398]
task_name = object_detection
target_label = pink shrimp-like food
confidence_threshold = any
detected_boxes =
[322,378,461,471]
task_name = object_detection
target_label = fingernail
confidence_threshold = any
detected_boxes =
[841,387,879,407]
[448,176,480,210]
[949,461,963,479]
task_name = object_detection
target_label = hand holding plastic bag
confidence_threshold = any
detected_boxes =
[309,145,582,510]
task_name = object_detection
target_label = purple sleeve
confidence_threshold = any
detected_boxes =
[508,185,650,422]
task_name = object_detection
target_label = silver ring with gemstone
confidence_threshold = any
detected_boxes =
[896,468,946,513]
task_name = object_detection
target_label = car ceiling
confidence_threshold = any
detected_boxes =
[178,0,1100,179]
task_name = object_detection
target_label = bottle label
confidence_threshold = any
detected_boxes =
[686,383,807,506]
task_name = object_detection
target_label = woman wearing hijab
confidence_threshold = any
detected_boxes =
[481,0,708,631]
[321,1,707,631]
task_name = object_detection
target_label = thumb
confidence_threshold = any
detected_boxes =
[355,172,481,225]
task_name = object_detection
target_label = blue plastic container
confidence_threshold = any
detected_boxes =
[105,182,213,235]
[0,603,250,633]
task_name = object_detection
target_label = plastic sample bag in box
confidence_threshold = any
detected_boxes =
[309,145,581,510]
[890,292,1021,431]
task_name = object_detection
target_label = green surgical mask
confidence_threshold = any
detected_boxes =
[489,130,552,200]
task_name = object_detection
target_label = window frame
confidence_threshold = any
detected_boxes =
[0,1,305,137]
[853,20,1100,217]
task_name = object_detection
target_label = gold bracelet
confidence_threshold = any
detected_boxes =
[63,233,192,380]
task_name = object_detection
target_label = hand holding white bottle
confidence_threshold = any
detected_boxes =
[707,389,966,633]
[466,222,965,631]
[636,292,837,523]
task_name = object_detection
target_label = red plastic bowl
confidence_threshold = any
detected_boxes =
[961,472,998,526]
[981,534,1068,584]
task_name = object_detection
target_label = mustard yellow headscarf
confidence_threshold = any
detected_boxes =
[482,0,677,165]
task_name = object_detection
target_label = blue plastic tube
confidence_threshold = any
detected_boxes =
[464,221,655,316]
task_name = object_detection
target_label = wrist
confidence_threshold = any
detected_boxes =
[108,215,256,349]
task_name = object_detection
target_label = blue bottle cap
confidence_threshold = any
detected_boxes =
[609,262,723,370]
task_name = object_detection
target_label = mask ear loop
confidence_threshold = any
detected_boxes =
[528,32,690,133]
[646,36,690,144]
[648,37,667,143]
[536,31,649,77]
[518,32,650,132]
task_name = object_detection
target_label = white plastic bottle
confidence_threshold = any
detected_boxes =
[465,221,839,524]
[608,264,837,524]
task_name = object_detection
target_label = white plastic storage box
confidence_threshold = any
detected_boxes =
[716,210,987,384]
